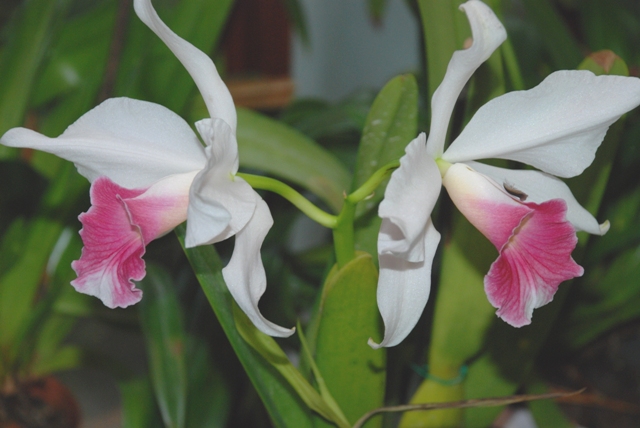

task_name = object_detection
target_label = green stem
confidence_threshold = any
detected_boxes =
[332,201,356,268]
[238,173,337,228]
[334,160,400,267]
[347,160,400,204]
[241,161,399,268]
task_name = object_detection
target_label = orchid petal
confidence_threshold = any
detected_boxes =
[379,133,441,262]
[426,0,506,157]
[134,0,236,132]
[466,161,607,235]
[185,120,256,247]
[443,163,530,248]
[0,98,205,188]
[485,199,583,327]
[72,173,192,308]
[443,71,640,177]
[369,221,440,349]
[443,164,583,326]
[222,199,294,337]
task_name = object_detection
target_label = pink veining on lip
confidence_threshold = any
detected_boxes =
[71,176,185,308]
[484,198,584,327]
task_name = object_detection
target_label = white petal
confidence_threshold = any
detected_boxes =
[378,134,441,262]
[369,221,440,349]
[443,71,640,177]
[185,120,255,247]
[466,161,607,235]
[134,0,237,131]
[1,98,205,188]
[426,0,506,157]
[222,199,294,337]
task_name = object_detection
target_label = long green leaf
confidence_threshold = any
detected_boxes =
[233,304,350,428]
[0,0,70,158]
[140,265,188,428]
[236,107,351,213]
[175,224,315,428]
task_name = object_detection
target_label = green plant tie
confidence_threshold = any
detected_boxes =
[410,364,468,386]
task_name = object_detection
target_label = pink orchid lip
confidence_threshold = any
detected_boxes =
[443,163,583,326]
[71,174,193,308]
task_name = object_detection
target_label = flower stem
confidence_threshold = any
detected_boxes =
[241,161,399,268]
[333,160,400,267]
[238,173,337,228]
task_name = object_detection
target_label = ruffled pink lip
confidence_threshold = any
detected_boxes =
[70,176,188,308]
[484,198,583,326]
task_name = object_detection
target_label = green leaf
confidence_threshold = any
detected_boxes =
[120,378,162,428]
[297,324,347,424]
[565,247,640,348]
[185,336,232,428]
[367,0,388,23]
[312,252,385,426]
[0,217,64,348]
[281,0,309,46]
[0,0,70,158]
[352,74,418,256]
[417,0,469,101]
[352,74,418,194]
[233,304,350,428]
[520,0,582,70]
[140,265,188,428]
[527,382,573,428]
[235,107,351,213]
[175,224,315,428]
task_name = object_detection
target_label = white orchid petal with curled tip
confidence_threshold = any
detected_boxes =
[443,71,640,178]
[378,133,442,262]
[369,221,440,349]
[466,161,608,235]
[185,119,257,247]
[426,0,506,158]
[0,98,205,188]
[133,0,237,132]
[222,199,295,337]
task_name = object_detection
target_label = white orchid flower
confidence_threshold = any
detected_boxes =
[0,0,293,337]
[370,0,640,348]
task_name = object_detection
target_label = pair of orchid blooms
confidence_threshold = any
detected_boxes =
[3,0,640,350]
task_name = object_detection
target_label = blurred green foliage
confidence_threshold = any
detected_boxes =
[1,0,640,426]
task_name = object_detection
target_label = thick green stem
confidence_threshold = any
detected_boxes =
[332,201,357,268]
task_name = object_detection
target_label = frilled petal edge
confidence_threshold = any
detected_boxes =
[485,199,584,326]
[369,220,440,349]
[222,199,295,337]
[72,174,191,308]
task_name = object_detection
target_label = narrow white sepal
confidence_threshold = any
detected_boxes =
[0,98,205,188]
[379,133,442,262]
[425,0,506,158]
[222,199,295,337]
[369,220,440,349]
[465,161,605,235]
[133,0,237,132]
[443,71,640,178]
